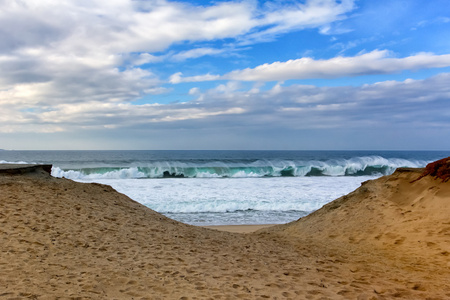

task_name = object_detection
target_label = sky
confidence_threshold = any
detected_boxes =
[1,0,450,150]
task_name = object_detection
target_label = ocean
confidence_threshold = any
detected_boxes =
[1,150,448,226]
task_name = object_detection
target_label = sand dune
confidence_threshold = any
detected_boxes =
[259,166,450,298]
[1,161,449,299]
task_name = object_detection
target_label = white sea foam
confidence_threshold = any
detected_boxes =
[51,167,146,179]
[0,160,32,164]
[77,176,376,225]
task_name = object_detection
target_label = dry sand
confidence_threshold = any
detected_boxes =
[0,162,449,299]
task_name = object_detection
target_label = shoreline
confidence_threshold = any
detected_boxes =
[202,224,277,233]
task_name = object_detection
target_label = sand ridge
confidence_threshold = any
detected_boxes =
[1,164,449,299]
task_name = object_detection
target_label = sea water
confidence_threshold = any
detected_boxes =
[1,150,447,225]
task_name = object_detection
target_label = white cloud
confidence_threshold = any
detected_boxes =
[169,72,221,84]
[2,73,449,134]
[1,0,450,150]
[0,0,357,111]
[188,87,201,95]
[171,47,226,61]
[132,53,166,65]
[8,0,449,148]
[171,50,450,83]
[244,0,356,43]
[0,65,160,109]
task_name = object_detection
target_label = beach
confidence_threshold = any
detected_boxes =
[1,150,441,227]
[203,225,275,233]
[1,161,450,299]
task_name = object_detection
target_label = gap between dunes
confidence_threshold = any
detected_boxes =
[0,160,449,299]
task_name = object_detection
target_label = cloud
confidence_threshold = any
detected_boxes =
[171,47,227,62]
[169,72,221,84]
[2,73,450,134]
[172,50,450,82]
[0,65,160,113]
[0,0,355,58]
[1,0,449,150]
[131,53,166,65]
[243,0,356,43]
[0,0,357,112]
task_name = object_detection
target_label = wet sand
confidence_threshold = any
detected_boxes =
[203,224,275,233]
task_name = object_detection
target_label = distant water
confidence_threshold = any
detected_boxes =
[1,150,448,225]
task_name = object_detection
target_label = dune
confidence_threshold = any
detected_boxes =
[258,159,450,298]
[1,160,449,299]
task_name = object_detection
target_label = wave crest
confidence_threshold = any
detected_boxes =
[50,156,427,180]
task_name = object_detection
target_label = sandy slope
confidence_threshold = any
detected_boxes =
[259,167,450,298]
[0,164,449,299]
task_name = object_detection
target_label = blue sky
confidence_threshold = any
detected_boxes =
[1,0,450,150]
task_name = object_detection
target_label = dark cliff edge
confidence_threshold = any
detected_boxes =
[0,164,52,175]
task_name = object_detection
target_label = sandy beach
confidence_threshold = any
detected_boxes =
[203,224,275,233]
[1,160,450,299]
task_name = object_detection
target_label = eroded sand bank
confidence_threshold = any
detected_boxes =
[0,161,449,299]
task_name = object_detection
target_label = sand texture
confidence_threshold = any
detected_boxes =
[202,225,275,233]
[1,163,449,299]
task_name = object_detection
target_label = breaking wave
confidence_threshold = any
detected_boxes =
[51,156,427,180]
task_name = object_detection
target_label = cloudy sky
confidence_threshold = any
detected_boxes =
[1,0,450,150]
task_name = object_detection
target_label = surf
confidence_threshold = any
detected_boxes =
[50,156,427,179]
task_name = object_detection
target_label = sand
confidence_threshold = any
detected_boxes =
[203,225,275,233]
[0,163,449,299]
